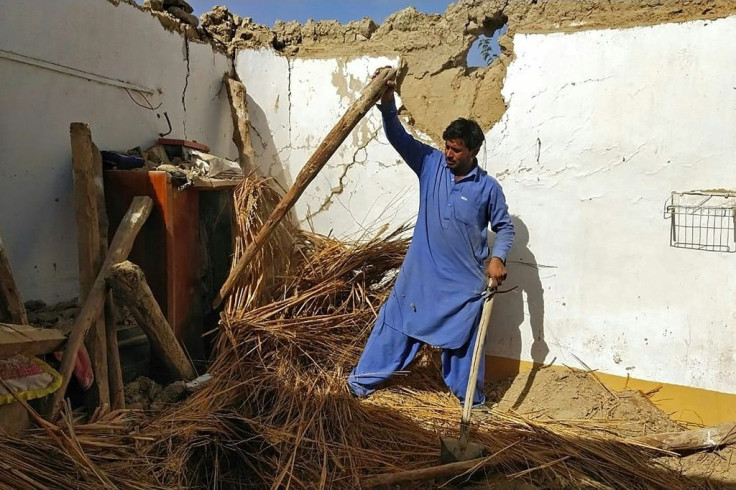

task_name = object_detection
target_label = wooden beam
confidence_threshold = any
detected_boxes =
[50,196,153,421]
[0,235,28,325]
[213,67,398,308]
[361,456,501,488]
[108,261,196,381]
[635,421,736,453]
[0,323,66,358]
[70,122,109,409]
[223,74,256,174]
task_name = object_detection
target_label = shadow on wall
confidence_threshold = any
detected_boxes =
[488,215,550,408]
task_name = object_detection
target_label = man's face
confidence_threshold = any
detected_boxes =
[444,138,478,176]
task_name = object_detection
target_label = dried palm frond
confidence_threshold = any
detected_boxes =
[5,176,698,489]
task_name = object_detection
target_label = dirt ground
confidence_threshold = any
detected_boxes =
[484,367,736,488]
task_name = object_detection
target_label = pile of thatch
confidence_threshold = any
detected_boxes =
[0,177,696,489]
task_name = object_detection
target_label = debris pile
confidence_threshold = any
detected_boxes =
[124,376,186,411]
[2,176,723,489]
[24,299,80,330]
[100,138,243,190]
[143,0,199,26]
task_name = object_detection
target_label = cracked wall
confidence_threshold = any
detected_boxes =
[234,2,736,413]
[0,0,235,302]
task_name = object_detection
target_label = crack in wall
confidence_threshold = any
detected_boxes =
[287,57,293,155]
[182,36,190,138]
[303,125,380,222]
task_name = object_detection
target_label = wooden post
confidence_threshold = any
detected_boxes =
[108,261,196,381]
[70,122,109,408]
[224,74,256,174]
[213,67,397,308]
[0,234,28,325]
[50,196,153,421]
[105,295,125,409]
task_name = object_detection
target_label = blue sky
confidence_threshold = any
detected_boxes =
[187,0,451,25]
[182,1,494,66]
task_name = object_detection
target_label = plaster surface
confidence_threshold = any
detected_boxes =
[0,0,234,302]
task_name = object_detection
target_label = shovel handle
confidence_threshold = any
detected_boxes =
[458,281,496,447]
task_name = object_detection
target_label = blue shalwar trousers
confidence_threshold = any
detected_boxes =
[347,321,486,406]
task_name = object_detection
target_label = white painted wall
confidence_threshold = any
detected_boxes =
[0,0,234,302]
[236,16,735,394]
[485,18,736,395]
[236,50,422,239]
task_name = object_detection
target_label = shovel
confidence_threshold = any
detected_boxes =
[440,280,496,463]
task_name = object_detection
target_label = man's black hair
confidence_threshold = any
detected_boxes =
[442,118,485,151]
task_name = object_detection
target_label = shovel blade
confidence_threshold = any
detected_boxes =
[440,437,486,464]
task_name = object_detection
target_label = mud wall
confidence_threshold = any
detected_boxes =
[234,7,736,398]
[0,0,234,302]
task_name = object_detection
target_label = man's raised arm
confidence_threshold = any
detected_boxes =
[376,76,433,176]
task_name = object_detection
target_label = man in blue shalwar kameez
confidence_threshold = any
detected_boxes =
[347,76,515,408]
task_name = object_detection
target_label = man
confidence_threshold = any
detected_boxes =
[347,76,515,408]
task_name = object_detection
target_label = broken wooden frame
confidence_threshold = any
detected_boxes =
[50,196,153,421]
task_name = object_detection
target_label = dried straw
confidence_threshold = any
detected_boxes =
[139,176,692,488]
[1,176,697,489]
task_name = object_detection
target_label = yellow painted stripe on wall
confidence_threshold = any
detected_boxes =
[486,355,736,427]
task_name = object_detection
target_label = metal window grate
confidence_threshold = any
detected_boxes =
[663,191,736,253]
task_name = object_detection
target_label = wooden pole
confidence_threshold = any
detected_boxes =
[70,122,109,409]
[0,234,28,325]
[213,67,397,308]
[105,295,125,409]
[361,456,500,488]
[223,73,256,174]
[108,261,196,381]
[50,196,152,421]
[635,421,736,453]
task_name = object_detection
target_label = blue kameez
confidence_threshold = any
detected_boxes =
[348,100,515,405]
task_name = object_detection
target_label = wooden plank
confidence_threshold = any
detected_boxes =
[50,196,153,421]
[213,67,398,308]
[190,176,243,190]
[0,323,67,358]
[70,122,109,409]
[223,74,255,173]
[0,235,28,325]
[108,261,196,380]
[156,173,203,361]
[103,170,204,361]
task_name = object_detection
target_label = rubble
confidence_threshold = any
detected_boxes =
[25,299,80,330]
[140,0,204,34]
[124,376,187,410]
[167,6,198,27]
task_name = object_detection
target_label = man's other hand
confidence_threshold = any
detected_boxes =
[486,257,507,288]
